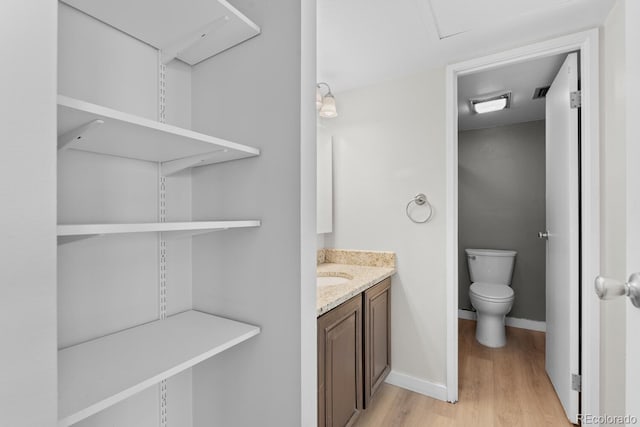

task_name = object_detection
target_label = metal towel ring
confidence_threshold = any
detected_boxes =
[406,193,433,224]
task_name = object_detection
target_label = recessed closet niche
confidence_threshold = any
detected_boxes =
[56,2,269,426]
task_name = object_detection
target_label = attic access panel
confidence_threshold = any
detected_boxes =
[61,0,260,65]
[429,0,572,39]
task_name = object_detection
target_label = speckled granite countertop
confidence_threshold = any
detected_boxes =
[316,249,396,316]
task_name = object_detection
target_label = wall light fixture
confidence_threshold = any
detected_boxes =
[316,82,338,118]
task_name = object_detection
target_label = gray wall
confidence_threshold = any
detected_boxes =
[458,120,546,321]
[190,0,316,426]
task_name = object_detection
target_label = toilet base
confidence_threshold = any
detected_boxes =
[475,312,507,348]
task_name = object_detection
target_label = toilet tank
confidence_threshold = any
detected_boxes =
[466,249,517,285]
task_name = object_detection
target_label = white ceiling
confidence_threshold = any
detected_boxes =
[457,53,567,130]
[317,0,614,94]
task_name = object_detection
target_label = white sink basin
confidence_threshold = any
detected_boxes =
[317,276,350,287]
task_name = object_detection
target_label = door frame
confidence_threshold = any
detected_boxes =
[444,29,601,419]
[625,0,640,415]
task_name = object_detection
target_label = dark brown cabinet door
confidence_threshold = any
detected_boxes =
[363,278,391,407]
[318,294,363,427]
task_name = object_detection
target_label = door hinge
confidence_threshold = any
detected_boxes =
[572,373,581,392]
[570,91,581,108]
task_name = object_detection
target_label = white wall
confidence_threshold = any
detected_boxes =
[0,1,58,426]
[326,69,448,388]
[317,233,327,249]
[599,1,627,420]
[317,124,333,234]
[190,0,314,426]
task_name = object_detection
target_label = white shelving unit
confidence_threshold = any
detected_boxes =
[58,310,260,427]
[57,1,263,424]
[58,95,260,175]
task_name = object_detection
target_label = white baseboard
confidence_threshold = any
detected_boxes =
[458,309,477,321]
[458,309,546,332]
[385,370,448,402]
[506,316,546,332]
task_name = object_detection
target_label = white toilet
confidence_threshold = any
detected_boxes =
[466,248,517,348]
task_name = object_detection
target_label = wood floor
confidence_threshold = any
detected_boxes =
[354,319,573,427]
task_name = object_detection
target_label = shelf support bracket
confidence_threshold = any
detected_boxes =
[161,149,229,176]
[160,16,231,64]
[57,234,100,245]
[58,119,104,152]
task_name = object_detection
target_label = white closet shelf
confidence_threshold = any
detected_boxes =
[60,0,260,65]
[57,95,259,173]
[57,220,260,239]
[58,310,260,426]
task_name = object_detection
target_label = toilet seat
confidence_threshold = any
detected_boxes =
[470,282,514,302]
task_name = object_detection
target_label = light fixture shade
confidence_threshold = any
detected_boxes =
[316,87,323,110]
[473,98,507,114]
[470,92,511,114]
[319,94,338,118]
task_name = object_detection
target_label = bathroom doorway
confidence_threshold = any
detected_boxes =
[457,50,579,421]
[444,30,601,423]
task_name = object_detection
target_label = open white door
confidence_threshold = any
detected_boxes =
[544,52,580,423]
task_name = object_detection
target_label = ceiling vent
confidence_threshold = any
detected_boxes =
[532,86,551,99]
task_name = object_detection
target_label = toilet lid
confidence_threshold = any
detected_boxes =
[470,282,514,301]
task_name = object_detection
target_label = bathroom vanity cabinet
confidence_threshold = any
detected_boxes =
[363,278,391,407]
[318,294,363,427]
[318,277,391,427]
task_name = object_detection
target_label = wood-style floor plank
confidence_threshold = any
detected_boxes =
[354,319,574,427]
